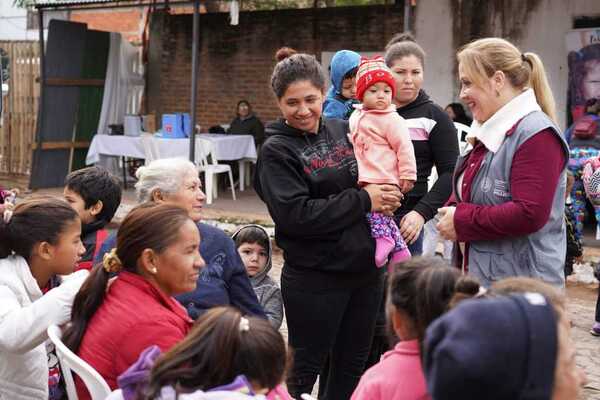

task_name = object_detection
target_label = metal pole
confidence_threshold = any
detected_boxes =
[403,0,411,32]
[189,0,200,162]
[31,8,46,187]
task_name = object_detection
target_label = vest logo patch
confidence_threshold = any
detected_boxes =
[481,177,493,193]
[493,179,511,198]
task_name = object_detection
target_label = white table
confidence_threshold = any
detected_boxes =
[86,133,257,190]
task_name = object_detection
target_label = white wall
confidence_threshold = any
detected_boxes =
[0,2,67,41]
[413,0,600,130]
[0,2,35,41]
[414,0,455,111]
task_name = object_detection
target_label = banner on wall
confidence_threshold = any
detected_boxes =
[566,28,600,122]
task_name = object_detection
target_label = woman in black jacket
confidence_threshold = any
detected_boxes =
[385,33,459,254]
[362,33,461,372]
[254,47,402,400]
[227,100,265,147]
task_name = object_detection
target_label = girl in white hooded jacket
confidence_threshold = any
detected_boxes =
[0,196,88,400]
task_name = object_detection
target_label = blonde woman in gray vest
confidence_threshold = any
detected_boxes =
[436,38,569,288]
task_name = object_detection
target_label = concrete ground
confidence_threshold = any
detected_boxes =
[23,186,600,398]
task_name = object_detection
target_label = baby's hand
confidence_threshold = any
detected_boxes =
[398,180,415,194]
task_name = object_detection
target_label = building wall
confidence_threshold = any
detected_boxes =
[149,5,405,129]
[123,0,600,130]
[412,0,455,111]
[70,8,145,44]
[0,3,60,41]
[0,3,30,41]
[414,0,600,129]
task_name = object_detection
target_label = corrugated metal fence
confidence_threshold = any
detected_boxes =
[0,41,40,179]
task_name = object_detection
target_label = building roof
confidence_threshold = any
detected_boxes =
[35,0,114,5]
[34,0,190,9]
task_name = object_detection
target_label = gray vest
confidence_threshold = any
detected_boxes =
[455,111,569,287]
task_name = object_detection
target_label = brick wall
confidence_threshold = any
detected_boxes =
[148,5,404,129]
[71,9,143,43]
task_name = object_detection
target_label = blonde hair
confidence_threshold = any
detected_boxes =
[457,38,557,124]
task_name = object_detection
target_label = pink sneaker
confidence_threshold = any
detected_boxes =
[375,237,395,268]
[390,247,411,265]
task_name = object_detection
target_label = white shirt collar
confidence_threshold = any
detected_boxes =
[465,88,541,153]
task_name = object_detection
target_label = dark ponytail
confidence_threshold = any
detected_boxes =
[388,257,481,342]
[0,196,78,260]
[62,203,192,353]
[144,307,289,399]
[448,275,482,309]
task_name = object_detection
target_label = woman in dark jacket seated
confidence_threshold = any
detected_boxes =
[228,100,265,147]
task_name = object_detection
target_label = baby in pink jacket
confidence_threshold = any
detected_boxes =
[349,57,416,267]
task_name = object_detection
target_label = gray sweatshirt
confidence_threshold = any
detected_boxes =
[232,225,283,329]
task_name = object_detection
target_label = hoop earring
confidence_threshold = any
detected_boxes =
[495,90,500,98]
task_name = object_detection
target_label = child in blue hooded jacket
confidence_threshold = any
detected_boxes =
[323,50,361,120]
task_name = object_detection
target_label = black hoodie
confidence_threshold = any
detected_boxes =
[254,118,381,290]
[395,90,459,221]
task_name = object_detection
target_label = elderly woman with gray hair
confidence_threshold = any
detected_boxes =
[96,158,265,319]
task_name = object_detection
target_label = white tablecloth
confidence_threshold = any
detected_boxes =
[85,133,257,165]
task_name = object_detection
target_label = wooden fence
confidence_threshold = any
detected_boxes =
[0,41,40,183]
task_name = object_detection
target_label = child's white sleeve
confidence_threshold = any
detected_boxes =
[386,115,417,181]
[0,270,88,353]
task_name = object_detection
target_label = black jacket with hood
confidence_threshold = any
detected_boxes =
[395,90,459,221]
[254,118,381,291]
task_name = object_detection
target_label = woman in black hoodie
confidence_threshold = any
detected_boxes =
[254,47,402,400]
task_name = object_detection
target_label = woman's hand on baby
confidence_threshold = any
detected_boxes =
[364,184,402,216]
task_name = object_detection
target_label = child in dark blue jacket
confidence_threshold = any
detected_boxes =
[323,50,360,120]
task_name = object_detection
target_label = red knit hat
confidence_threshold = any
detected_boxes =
[355,56,397,102]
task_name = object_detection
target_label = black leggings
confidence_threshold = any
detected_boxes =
[282,276,384,400]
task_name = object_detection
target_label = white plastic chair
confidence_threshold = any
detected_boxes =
[195,138,236,204]
[454,122,472,154]
[47,324,111,400]
[141,133,161,165]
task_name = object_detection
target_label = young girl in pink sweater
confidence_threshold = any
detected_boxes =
[351,258,480,400]
[349,57,416,267]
